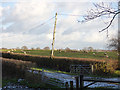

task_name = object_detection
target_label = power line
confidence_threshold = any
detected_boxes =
[22,16,56,34]
[23,13,83,34]
[30,16,55,30]
[58,13,83,16]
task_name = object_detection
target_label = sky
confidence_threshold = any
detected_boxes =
[0,0,119,50]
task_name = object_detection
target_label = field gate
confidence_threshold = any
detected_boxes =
[70,64,93,75]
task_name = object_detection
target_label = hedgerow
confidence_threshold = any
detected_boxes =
[1,52,118,75]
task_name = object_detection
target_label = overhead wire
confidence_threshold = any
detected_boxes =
[22,16,55,34]
[29,16,55,31]
[58,13,83,16]
[23,13,83,34]
[30,13,83,30]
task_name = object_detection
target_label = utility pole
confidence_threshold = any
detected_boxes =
[51,13,57,59]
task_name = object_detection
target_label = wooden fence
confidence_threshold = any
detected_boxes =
[65,75,120,89]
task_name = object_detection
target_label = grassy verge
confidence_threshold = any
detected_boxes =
[31,67,120,78]
[31,67,76,75]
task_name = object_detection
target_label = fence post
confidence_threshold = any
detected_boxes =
[91,65,94,73]
[75,76,79,89]
[80,75,84,89]
[32,70,34,73]
[38,70,41,74]
[41,69,44,81]
[65,82,68,90]
[70,81,73,90]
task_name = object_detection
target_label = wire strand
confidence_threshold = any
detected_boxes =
[26,16,55,33]
[58,14,83,16]
[32,16,55,29]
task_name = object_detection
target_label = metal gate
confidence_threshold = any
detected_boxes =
[70,65,93,75]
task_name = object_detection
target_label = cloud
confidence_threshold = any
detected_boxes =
[0,5,3,18]
[3,1,55,33]
[1,32,52,49]
[1,1,118,49]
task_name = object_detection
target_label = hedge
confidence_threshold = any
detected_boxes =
[2,57,36,78]
[1,52,119,75]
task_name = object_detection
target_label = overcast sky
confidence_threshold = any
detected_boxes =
[0,0,119,50]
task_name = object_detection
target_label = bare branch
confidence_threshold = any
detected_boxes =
[78,2,120,32]
[99,11,120,32]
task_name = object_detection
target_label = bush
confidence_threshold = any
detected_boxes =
[93,60,118,75]
[2,57,36,78]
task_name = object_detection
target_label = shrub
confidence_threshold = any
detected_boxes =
[2,57,36,78]
[93,60,118,75]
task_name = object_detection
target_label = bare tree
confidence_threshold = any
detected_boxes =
[107,32,120,50]
[43,46,50,50]
[36,47,40,50]
[107,37,119,50]
[78,2,120,32]
[21,46,28,50]
[65,47,71,52]
[88,47,94,52]
[31,47,34,50]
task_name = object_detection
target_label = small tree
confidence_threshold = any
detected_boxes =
[107,37,119,50]
[31,47,34,50]
[65,47,71,52]
[21,46,28,50]
[36,47,40,50]
[43,46,50,50]
[88,47,94,52]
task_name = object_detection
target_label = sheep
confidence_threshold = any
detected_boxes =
[14,49,16,51]
[7,51,11,53]
[106,55,109,58]
[93,53,95,55]
[117,53,119,56]
[59,50,61,53]
[104,53,107,55]
[24,52,27,55]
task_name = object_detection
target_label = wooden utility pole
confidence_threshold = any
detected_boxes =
[51,13,57,58]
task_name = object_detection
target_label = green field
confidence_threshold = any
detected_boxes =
[1,49,118,60]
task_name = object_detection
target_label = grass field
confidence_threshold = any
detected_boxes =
[1,49,118,60]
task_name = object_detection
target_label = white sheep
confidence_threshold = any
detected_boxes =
[93,53,95,55]
[104,53,107,55]
[24,52,27,55]
[7,51,11,53]
[14,49,16,51]
[117,53,119,56]
[106,55,109,58]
